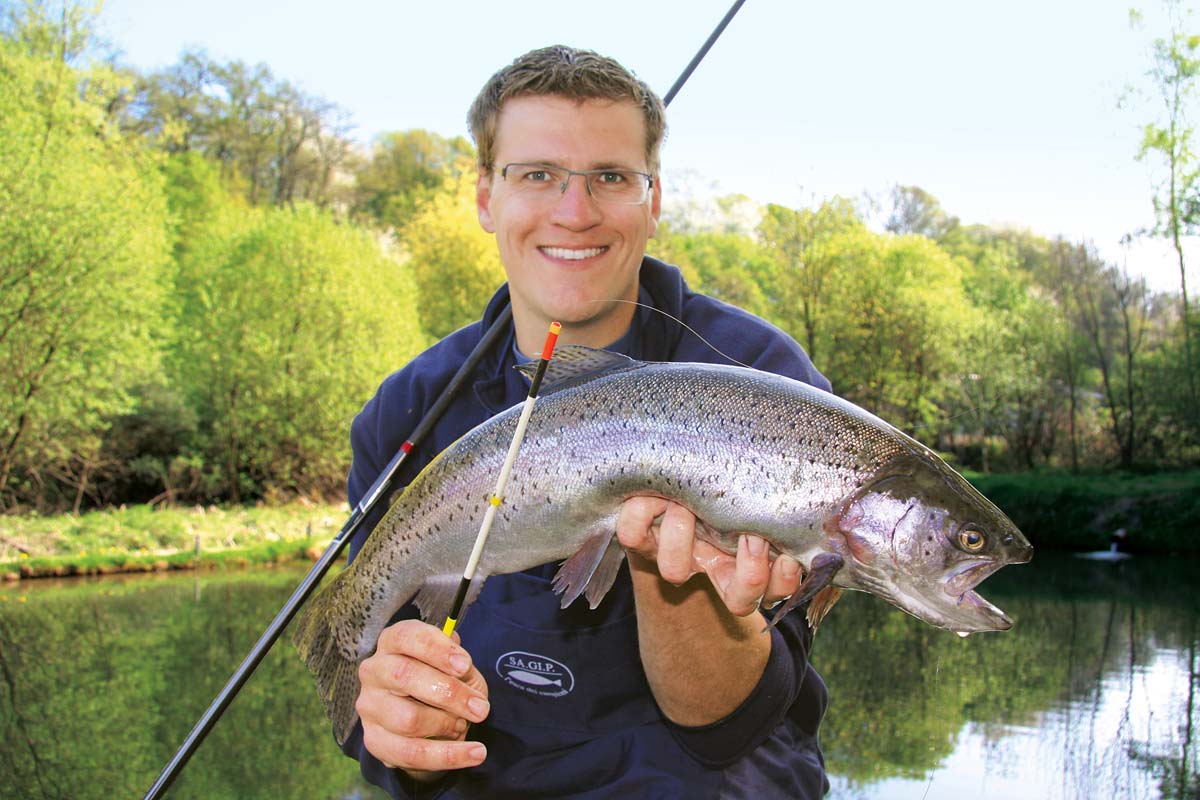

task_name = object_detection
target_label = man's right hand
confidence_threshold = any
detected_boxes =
[356,619,490,779]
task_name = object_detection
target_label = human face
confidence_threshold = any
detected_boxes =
[477,95,661,354]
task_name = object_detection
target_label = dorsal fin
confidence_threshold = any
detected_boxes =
[514,344,640,394]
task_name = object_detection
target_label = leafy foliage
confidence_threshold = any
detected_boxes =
[169,181,427,500]
[0,15,171,511]
[400,165,506,339]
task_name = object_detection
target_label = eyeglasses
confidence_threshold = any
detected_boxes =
[499,163,654,205]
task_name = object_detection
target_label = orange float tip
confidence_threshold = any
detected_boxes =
[541,322,562,361]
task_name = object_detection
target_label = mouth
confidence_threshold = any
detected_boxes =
[943,561,1012,630]
[540,246,608,261]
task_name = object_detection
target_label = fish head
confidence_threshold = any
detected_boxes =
[832,454,1033,634]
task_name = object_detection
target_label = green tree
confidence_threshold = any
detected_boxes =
[1132,0,1200,426]
[884,184,960,241]
[122,50,354,209]
[648,226,774,323]
[352,129,476,231]
[757,198,865,364]
[170,184,427,501]
[400,165,506,339]
[0,2,171,510]
[1071,254,1153,468]
[822,233,972,433]
[957,242,1067,469]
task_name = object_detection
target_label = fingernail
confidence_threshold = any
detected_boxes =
[449,652,471,675]
[747,536,766,557]
[467,696,490,720]
[467,743,487,763]
[781,556,800,579]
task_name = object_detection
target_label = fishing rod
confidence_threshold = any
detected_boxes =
[142,1,748,796]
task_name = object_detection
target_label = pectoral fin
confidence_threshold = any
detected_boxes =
[805,586,843,632]
[765,552,844,631]
[412,573,486,626]
[553,531,625,609]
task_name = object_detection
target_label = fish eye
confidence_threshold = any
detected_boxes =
[958,529,986,551]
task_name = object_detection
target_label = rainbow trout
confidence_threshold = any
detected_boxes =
[293,346,1032,743]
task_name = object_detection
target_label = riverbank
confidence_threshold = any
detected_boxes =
[0,502,346,581]
[1,468,1197,581]
[968,467,1199,554]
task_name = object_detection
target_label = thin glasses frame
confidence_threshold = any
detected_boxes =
[499,163,655,205]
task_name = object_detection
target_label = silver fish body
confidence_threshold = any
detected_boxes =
[293,347,1032,743]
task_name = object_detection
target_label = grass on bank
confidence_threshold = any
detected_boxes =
[0,501,348,581]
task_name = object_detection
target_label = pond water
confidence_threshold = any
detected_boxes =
[0,550,1195,799]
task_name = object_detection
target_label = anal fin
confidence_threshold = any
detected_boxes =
[553,531,624,610]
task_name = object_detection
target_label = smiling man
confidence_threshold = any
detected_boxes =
[342,46,832,799]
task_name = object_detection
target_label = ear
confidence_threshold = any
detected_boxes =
[647,174,663,239]
[477,170,496,233]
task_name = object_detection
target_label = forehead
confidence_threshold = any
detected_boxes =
[492,94,648,168]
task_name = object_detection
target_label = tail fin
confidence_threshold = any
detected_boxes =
[291,573,363,745]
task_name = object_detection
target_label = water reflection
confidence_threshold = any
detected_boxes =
[0,566,387,800]
[0,552,1195,799]
[817,551,1198,799]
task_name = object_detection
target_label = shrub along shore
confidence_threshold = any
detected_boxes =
[1,469,1197,582]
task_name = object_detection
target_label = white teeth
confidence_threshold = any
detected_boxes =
[542,246,605,261]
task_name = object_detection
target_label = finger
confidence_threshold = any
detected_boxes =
[616,496,669,553]
[360,654,490,724]
[718,534,771,616]
[763,553,802,607]
[357,688,470,741]
[655,502,697,584]
[366,730,488,773]
[376,619,475,678]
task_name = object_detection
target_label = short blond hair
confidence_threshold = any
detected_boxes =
[468,45,667,175]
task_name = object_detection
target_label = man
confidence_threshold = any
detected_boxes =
[343,45,831,798]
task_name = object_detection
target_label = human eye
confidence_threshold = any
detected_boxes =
[596,170,628,185]
[518,165,559,184]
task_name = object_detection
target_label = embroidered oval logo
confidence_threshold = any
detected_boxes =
[495,650,575,698]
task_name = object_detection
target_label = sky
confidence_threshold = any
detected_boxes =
[95,0,1197,293]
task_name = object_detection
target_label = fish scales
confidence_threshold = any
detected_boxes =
[293,348,1032,745]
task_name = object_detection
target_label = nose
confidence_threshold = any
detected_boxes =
[549,172,602,228]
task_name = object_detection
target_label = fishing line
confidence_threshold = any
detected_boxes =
[594,298,753,368]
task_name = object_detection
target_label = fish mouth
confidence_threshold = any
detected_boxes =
[943,561,1012,631]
